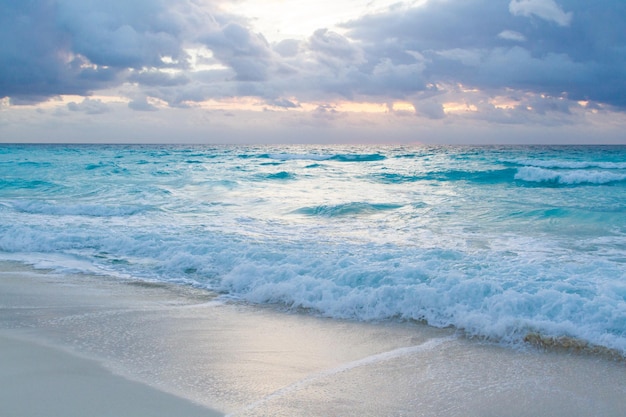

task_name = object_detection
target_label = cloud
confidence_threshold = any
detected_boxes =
[1,0,626,132]
[128,70,190,87]
[267,98,300,108]
[498,30,526,42]
[200,23,273,81]
[54,0,189,69]
[273,39,301,57]
[67,98,111,114]
[128,96,159,112]
[509,0,573,27]
[413,99,445,119]
[342,0,626,111]
[0,2,97,103]
[0,0,182,103]
[308,29,364,66]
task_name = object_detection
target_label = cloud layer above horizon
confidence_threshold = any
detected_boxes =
[1,0,626,143]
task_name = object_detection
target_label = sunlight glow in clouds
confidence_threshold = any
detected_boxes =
[224,0,421,41]
[1,0,625,144]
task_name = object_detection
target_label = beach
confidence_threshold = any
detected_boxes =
[1,261,624,417]
[0,334,219,417]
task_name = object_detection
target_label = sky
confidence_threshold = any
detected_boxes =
[1,0,625,144]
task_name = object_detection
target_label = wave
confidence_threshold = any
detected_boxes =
[265,171,296,180]
[331,154,386,162]
[508,159,626,170]
[264,153,386,162]
[515,167,626,185]
[10,200,151,217]
[2,144,625,357]
[16,161,53,168]
[374,173,423,183]
[0,179,61,191]
[293,202,403,217]
[374,169,517,184]
[266,153,334,161]
[2,211,624,355]
[213,245,626,355]
[84,162,127,172]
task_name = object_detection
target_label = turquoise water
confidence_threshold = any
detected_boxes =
[1,144,625,353]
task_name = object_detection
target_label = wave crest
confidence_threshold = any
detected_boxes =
[515,167,626,185]
[293,202,403,217]
[509,159,626,170]
[11,201,151,217]
[265,153,386,162]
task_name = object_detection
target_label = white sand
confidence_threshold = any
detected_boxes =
[0,334,221,417]
[1,262,625,416]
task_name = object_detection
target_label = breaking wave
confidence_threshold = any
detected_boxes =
[515,167,626,185]
[292,202,403,217]
[9,200,152,217]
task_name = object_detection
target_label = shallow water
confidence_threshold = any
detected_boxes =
[0,144,625,354]
[1,264,625,417]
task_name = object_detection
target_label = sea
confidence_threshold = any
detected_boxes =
[1,144,625,355]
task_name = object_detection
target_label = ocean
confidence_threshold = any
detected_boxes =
[1,144,625,355]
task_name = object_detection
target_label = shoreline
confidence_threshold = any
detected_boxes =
[0,333,222,417]
[1,262,625,416]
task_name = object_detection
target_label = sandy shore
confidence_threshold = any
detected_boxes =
[0,334,221,417]
[1,261,625,416]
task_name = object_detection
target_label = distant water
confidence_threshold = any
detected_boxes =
[1,144,625,354]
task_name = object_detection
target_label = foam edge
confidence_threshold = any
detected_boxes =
[523,333,625,361]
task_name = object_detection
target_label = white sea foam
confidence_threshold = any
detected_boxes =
[214,248,626,353]
[515,166,626,184]
[1,144,625,355]
[510,159,626,169]
[10,201,150,217]
[267,153,334,161]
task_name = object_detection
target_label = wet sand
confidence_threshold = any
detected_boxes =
[1,262,624,416]
[0,334,221,417]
